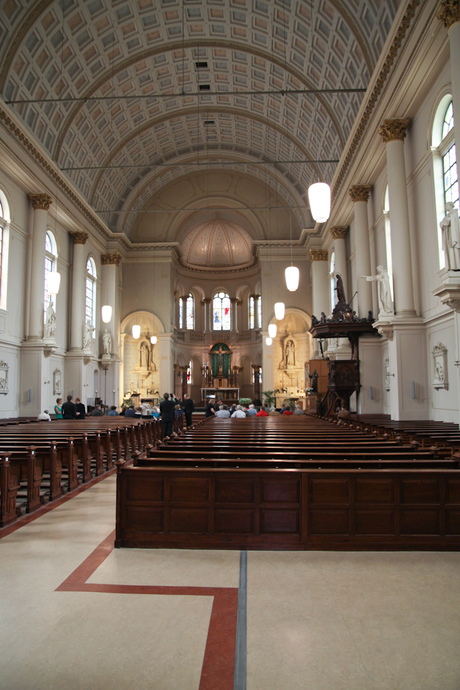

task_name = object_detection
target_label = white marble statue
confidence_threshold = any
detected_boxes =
[362,265,393,316]
[44,302,56,339]
[83,319,95,350]
[440,202,460,271]
[285,340,295,366]
[102,329,112,355]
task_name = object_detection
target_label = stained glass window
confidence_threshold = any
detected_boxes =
[213,291,231,330]
[249,296,255,329]
[85,257,97,328]
[44,231,57,321]
[257,295,262,329]
[187,360,192,383]
[178,297,183,329]
[186,294,194,330]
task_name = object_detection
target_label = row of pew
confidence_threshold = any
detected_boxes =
[115,414,460,551]
[0,414,186,527]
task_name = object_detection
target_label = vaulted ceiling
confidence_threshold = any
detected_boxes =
[0,0,400,243]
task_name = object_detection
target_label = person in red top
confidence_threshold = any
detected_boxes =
[282,408,294,415]
[256,406,268,416]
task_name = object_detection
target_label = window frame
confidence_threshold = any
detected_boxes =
[213,291,231,331]
[85,256,97,330]
[44,230,58,322]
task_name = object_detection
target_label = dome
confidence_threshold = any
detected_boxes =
[180,220,254,269]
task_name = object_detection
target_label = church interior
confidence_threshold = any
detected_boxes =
[1,0,460,687]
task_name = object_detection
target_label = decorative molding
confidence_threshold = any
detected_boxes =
[53,368,62,396]
[378,118,411,143]
[28,193,52,211]
[374,318,394,341]
[432,274,460,311]
[101,252,122,266]
[332,0,421,199]
[0,361,9,394]
[433,342,448,389]
[309,249,328,261]
[69,231,89,245]
[348,185,372,203]
[330,226,348,240]
[436,0,460,29]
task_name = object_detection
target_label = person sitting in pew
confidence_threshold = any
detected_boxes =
[231,405,246,418]
[246,403,257,417]
[91,405,103,417]
[268,407,280,416]
[293,404,305,415]
[75,397,86,420]
[256,406,269,416]
[125,405,136,418]
[215,405,231,418]
[282,407,294,416]
[37,409,51,421]
[107,406,118,416]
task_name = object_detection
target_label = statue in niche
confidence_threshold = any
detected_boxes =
[440,202,460,271]
[139,341,150,368]
[44,302,56,339]
[285,340,295,367]
[102,329,112,355]
[83,320,94,350]
[362,266,393,316]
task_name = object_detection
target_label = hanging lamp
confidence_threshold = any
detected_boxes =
[101,305,112,323]
[132,325,141,339]
[150,335,157,345]
[268,323,277,338]
[265,337,273,346]
[274,302,285,320]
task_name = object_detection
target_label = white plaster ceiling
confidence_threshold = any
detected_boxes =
[0,0,400,243]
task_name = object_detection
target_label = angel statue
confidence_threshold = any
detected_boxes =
[362,265,393,317]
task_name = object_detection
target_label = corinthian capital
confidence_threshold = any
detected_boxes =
[69,231,89,245]
[330,226,348,239]
[309,249,328,261]
[101,252,122,266]
[378,118,411,143]
[349,185,372,203]
[29,193,53,211]
[436,0,460,29]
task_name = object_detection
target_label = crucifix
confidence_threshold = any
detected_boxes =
[217,345,225,374]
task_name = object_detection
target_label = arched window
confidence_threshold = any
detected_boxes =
[383,186,394,301]
[257,295,262,329]
[85,256,97,328]
[329,250,336,311]
[178,296,183,329]
[0,190,10,310]
[213,291,231,330]
[249,295,255,329]
[185,294,194,330]
[44,230,57,321]
[0,200,4,304]
[432,96,458,269]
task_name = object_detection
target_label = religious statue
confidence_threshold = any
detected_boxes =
[335,274,347,303]
[44,302,56,339]
[139,341,149,368]
[83,319,95,350]
[309,369,319,393]
[285,340,295,367]
[102,329,112,355]
[362,265,393,316]
[440,202,460,271]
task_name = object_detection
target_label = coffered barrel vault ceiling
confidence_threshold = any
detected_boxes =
[0,0,400,245]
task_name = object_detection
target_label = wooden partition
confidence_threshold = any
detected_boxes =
[115,466,460,551]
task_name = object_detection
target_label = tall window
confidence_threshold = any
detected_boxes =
[44,231,57,321]
[249,295,255,329]
[0,191,10,310]
[0,200,3,302]
[257,295,262,329]
[178,296,183,329]
[383,186,394,301]
[185,294,194,330]
[213,291,231,330]
[329,250,336,310]
[433,96,458,269]
[187,360,192,384]
[85,256,97,328]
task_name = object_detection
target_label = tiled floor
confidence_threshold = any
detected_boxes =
[1,474,460,689]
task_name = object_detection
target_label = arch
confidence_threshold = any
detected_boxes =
[120,310,165,336]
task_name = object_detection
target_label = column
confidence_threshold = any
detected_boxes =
[330,226,349,305]
[309,249,328,358]
[231,297,239,332]
[202,298,211,333]
[437,2,460,159]
[349,185,373,318]
[378,119,416,317]
[69,231,88,350]
[28,194,52,340]
[101,252,121,357]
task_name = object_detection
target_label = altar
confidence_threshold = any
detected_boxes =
[201,387,240,403]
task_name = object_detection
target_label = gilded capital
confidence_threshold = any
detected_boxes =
[349,185,372,203]
[436,0,460,29]
[330,226,348,239]
[69,231,89,245]
[101,252,122,266]
[309,249,328,261]
[378,118,410,143]
[29,193,53,211]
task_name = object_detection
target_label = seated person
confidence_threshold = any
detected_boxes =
[268,407,280,415]
[152,406,160,419]
[293,404,305,415]
[215,405,231,418]
[282,407,294,415]
[37,409,51,421]
[125,405,136,418]
[256,406,268,416]
[91,405,103,416]
[246,403,257,417]
[107,405,118,416]
[231,405,246,418]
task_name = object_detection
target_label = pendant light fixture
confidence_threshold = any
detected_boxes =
[47,271,61,296]
[274,302,285,320]
[265,337,273,346]
[150,335,157,345]
[268,323,277,338]
[307,0,331,224]
[132,324,141,339]
[285,210,300,291]
[101,305,112,323]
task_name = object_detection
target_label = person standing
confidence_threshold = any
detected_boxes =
[62,394,76,419]
[54,398,63,419]
[160,392,176,439]
[75,397,86,420]
[181,394,195,427]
